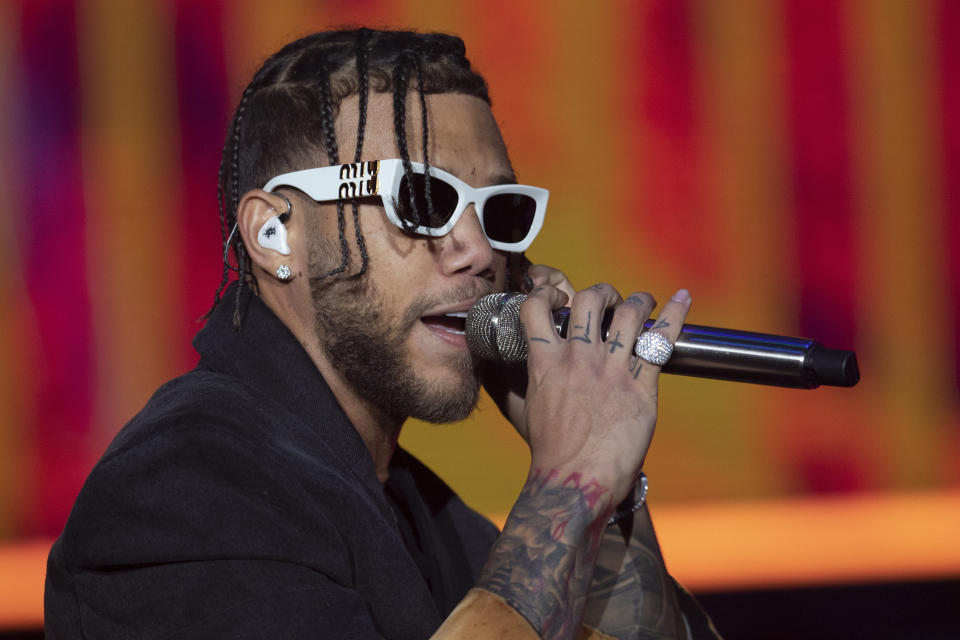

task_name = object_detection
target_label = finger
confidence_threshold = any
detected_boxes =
[528,263,577,300]
[509,253,535,293]
[604,291,657,363]
[635,288,692,380]
[566,283,622,348]
[518,285,569,351]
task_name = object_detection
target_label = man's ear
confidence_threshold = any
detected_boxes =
[236,189,295,279]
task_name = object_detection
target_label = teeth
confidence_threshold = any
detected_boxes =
[438,311,467,335]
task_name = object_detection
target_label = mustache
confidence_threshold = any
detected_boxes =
[401,279,498,329]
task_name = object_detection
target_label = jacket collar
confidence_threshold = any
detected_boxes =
[192,282,389,515]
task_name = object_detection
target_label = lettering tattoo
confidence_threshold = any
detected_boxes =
[478,469,612,639]
[571,310,592,344]
[629,359,642,380]
[625,295,647,306]
[652,318,670,330]
[608,330,625,354]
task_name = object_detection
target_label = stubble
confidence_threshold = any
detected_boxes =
[307,252,488,424]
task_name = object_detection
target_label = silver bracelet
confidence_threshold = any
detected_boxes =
[607,473,648,525]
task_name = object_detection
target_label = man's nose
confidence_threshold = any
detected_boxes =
[436,204,495,277]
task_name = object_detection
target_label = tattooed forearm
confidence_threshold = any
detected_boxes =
[581,506,688,639]
[477,469,612,640]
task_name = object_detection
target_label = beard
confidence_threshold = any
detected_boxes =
[308,265,491,424]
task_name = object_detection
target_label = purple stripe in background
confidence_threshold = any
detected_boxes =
[174,1,230,361]
[781,0,864,494]
[18,0,95,536]
[783,0,858,351]
[939,0,960,405]
[625,0,716,282]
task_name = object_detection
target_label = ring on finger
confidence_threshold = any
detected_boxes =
[635,331,674,366]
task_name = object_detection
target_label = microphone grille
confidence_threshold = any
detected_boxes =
[465,293,529,363]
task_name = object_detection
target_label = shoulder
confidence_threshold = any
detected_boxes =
[59,370,375,572]
[100,369,269,460]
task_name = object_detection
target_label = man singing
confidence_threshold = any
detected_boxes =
[45,28,718,639]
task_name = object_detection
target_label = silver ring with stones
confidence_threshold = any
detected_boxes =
[635,331,674,366]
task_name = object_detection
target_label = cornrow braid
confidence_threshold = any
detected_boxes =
[230,86,255,328]
[392,52,420,230]
[209,84,253,322]
[213,29,491,326]
[354,29,370,163]
[414,55,435,227]
[314,71,353,281]
[210,163,231,311]
[229,86,254,240]
[233,240,247,328]
[350,29,371,278]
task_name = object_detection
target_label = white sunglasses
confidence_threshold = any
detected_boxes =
[262,159,548,252]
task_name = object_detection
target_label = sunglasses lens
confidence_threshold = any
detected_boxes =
[397,173,459,228]
[482,193,537,244]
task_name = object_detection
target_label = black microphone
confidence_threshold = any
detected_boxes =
[465,293,860,389]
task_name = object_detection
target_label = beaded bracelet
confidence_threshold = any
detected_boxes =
[607,473,648,525]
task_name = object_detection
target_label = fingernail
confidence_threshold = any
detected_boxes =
[671,288,690,302]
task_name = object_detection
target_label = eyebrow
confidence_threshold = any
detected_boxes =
[429,162,519,187]
[489,173,519,186]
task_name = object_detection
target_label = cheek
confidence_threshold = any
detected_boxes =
[305,226,347,276]
[302,203,341,271]
[356,206,437,272]
[306,202,398,275]
[353,202,406,248]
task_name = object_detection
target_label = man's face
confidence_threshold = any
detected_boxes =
[301,92,512,423]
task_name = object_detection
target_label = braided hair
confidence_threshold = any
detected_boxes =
[213,29,490,328]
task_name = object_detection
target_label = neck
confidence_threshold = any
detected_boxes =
[318,359,405,483]
[259,284,404,484]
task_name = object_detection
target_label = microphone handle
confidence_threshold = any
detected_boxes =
[552,308,860,389]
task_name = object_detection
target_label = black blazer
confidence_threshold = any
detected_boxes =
[45,284,498,639]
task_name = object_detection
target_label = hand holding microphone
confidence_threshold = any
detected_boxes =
[473,264,859,512]
[505,283,692,506]
[468,292,860,389]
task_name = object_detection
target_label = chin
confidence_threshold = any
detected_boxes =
[310,274,484,424]
[403,356,481,424]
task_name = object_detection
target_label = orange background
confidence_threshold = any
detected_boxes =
[1,0,959,627]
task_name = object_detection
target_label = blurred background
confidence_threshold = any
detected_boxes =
[1,0,959,636]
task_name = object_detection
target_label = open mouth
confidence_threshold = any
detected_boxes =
[420,311,468,335]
